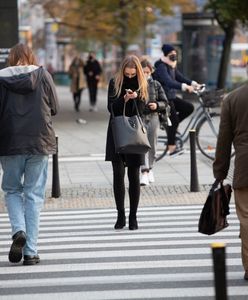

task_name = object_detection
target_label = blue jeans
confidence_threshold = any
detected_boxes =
[0,155,48,256]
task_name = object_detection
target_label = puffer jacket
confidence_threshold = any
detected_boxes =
[0,65,59,156]
[143,77,169,120]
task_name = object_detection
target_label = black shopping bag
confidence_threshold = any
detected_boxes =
[198,180,232,235]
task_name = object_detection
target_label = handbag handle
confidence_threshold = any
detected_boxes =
[211,179,221,191]
[111,100,147,133]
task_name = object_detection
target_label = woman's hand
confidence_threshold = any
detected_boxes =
[148,102,157,110]
[124,89,138,102]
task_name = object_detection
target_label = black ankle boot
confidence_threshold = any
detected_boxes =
[114,210,126,229]
[129,215,138,230]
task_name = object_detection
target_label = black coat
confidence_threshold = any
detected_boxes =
[0,66,58,156]
[153,59,192,100]
[105,78,146,167]
[84,59,102,82]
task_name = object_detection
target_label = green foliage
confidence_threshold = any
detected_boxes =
[31,0,197,55]
[206,0,248,30]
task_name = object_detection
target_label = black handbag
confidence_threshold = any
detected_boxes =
[111,100,151,154]
[198,180,232,235]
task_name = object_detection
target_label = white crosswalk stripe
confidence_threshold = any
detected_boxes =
[0,204,247,300]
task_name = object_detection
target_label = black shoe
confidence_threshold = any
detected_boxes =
[23,255,40,266]
[114,211,126,229]
[9,231,26,263]
[168,148,184,157]
[129,216,138,230]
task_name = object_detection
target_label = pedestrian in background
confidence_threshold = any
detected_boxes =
[153,44,200,157]
[0,43,58,265]
[105,55,148,230]
[213,71,248,281]
[140,58,169,186]
[68,56,86,112]
[84,52,102,112]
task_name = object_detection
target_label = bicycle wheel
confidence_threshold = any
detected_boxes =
[196,113,220,160]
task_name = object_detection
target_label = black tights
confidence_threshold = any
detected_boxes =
[112,161,140,216]
[167,97,194,145]
[73,90,82,111]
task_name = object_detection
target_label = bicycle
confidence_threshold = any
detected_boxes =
[155,85,232,161]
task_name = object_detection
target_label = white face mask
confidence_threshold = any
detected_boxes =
[161,56,177,68]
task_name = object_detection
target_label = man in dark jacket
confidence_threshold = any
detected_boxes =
[153,44,199,157]
[0,43,58,266]
[84,52,102,112]
[213,79,248,281]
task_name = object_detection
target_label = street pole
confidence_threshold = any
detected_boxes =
[51,135,61,198]
[212,242,228,300]
[0,0,18,70]
[189,129,200,192]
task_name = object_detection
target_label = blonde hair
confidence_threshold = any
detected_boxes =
[114,55,148,100]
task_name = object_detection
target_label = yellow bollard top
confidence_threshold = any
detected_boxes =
[211,242,226,248]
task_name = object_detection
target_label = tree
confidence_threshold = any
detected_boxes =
[30,0,195,58]
[206,0,248,88]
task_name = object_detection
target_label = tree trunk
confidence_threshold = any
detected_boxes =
[217,25,235,89]
[119,0,129,59]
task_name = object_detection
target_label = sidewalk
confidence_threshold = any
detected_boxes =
[0,85,231,211]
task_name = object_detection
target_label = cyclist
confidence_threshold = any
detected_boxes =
[153,44,200,157]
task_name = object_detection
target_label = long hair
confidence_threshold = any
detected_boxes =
[114,55,148,100]
[8,43,38,66]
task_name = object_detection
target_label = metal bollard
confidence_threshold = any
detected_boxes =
[189,129,200,192]
[211,242,228,300]
[51,135,61,198]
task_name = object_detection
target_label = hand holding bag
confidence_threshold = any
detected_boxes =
[198,180,232,235]
[111,100,151,154]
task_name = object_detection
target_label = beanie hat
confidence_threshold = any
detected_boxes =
[161,44,175,56]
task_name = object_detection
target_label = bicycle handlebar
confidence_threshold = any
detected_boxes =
[193,84,206,95]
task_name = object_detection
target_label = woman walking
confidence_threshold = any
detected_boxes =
[140,58,169,186]
[68,56,85,112]
[105,55,148,230]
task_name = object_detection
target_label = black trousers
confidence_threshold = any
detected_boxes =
[87,79,98,106]
[111,161,140,217]
[73,89,82,111]
[167,97,194,145]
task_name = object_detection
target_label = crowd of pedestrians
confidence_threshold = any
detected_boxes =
[1,41,248,283]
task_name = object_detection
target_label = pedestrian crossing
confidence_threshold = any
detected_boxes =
[0,204,247,300]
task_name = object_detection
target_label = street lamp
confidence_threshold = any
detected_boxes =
[143,6,153,55]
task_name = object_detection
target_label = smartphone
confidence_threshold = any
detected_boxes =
[125,89,133,94]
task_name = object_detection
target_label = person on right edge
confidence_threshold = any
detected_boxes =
[105,55,148,230]
[153,44,200,157]
[139,58,169,186]
[213,73,248,281]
